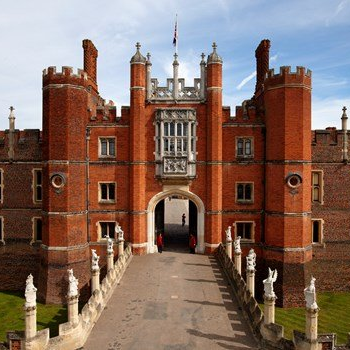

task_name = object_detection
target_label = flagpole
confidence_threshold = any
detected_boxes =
[175,14,178,55]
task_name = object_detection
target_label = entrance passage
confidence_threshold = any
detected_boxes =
[154,196,197,252]
[83,252,260,349]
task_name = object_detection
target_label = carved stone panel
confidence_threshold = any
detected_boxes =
[163,157,187,174]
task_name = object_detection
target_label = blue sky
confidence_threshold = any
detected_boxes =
[0,0,349,130]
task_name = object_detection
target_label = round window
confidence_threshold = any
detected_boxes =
[51,174,65,189]
[286,174,302,188]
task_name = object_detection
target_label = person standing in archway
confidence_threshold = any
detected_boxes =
[157,233,163,253]
[182,213,186,227]
[189,234,196,254]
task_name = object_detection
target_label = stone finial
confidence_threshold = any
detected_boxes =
[130,42,146,64]
[67,269,79,298]
[342,106,348,123]
[146,52,151,64]
[200,52,206,65]
[207,42,223,64]
[115,222,124,241]
[91,249,100,271]
[9,106,15,127]
[173,53,179,65]
[304,276,318,310]
[246,248,256,272]
[234,236,241,254]
[25,274,37,308]
[263,267,278,299]
[225,226,232,242]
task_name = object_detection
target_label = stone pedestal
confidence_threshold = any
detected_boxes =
[305,307,319,342]
[67,295,79,325]
[24,306,37,339]
[107,251,114,271]
[234,252,242,275]
[264,295,276,324]
[91,269,100,294]
[118,239,124,257]
[226,240,232,260]
[246,269,255,297]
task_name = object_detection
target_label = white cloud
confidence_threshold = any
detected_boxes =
[236,71,256,90]
[312,97,350,129]
[0,0,349,130]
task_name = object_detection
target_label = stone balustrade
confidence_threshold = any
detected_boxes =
[215,243,349,350]
[20,239,132,350]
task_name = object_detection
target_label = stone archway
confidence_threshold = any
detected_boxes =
[147,189,205,254]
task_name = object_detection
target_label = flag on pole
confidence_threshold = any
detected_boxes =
[173,15,178,52]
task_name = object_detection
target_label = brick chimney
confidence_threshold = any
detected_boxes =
[255,39,270,94]
[82,39,98,82]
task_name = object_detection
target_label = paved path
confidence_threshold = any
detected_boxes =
[83,249,260,350]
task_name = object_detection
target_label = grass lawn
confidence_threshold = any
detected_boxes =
[0,291,67,342]
[266,292,350,345]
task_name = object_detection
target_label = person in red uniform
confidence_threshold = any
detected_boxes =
[189,234,196,254]
[157,233,163,253]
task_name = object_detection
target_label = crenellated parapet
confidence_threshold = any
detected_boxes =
[264,66,312,89]
[146,50,206,102]
[89,99,117,123]
[42,66,88,89]
[0,129,42,161]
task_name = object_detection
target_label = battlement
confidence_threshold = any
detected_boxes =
[312,127,345,146]
[0,129,42,161]
[267,66,312,78]
[42,66,89,88]
[150,77,202,101]
[89,99,117,123]
[264,66,311,90]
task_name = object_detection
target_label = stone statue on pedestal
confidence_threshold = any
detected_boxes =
[304,276,318,310]
[234,236,241,254]
[115,223,124,241]
[25,274,37,308]
[225,226,232,242]
[246,248,256,271]
[106,234,113,253]
[263,267,278,299]
[67,269,79,297]
[91,249,100,271]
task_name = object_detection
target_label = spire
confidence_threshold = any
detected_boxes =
[130,42,146,64]
[207,42,223,64]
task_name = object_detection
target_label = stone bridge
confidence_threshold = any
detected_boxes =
[83,250,259,349]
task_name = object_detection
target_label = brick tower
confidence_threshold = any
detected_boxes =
[205,43,223,252]
[129,43,147,254]
[38,41,99,303]
[263,66,312,306]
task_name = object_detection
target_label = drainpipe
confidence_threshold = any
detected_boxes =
[86,127,91,242]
